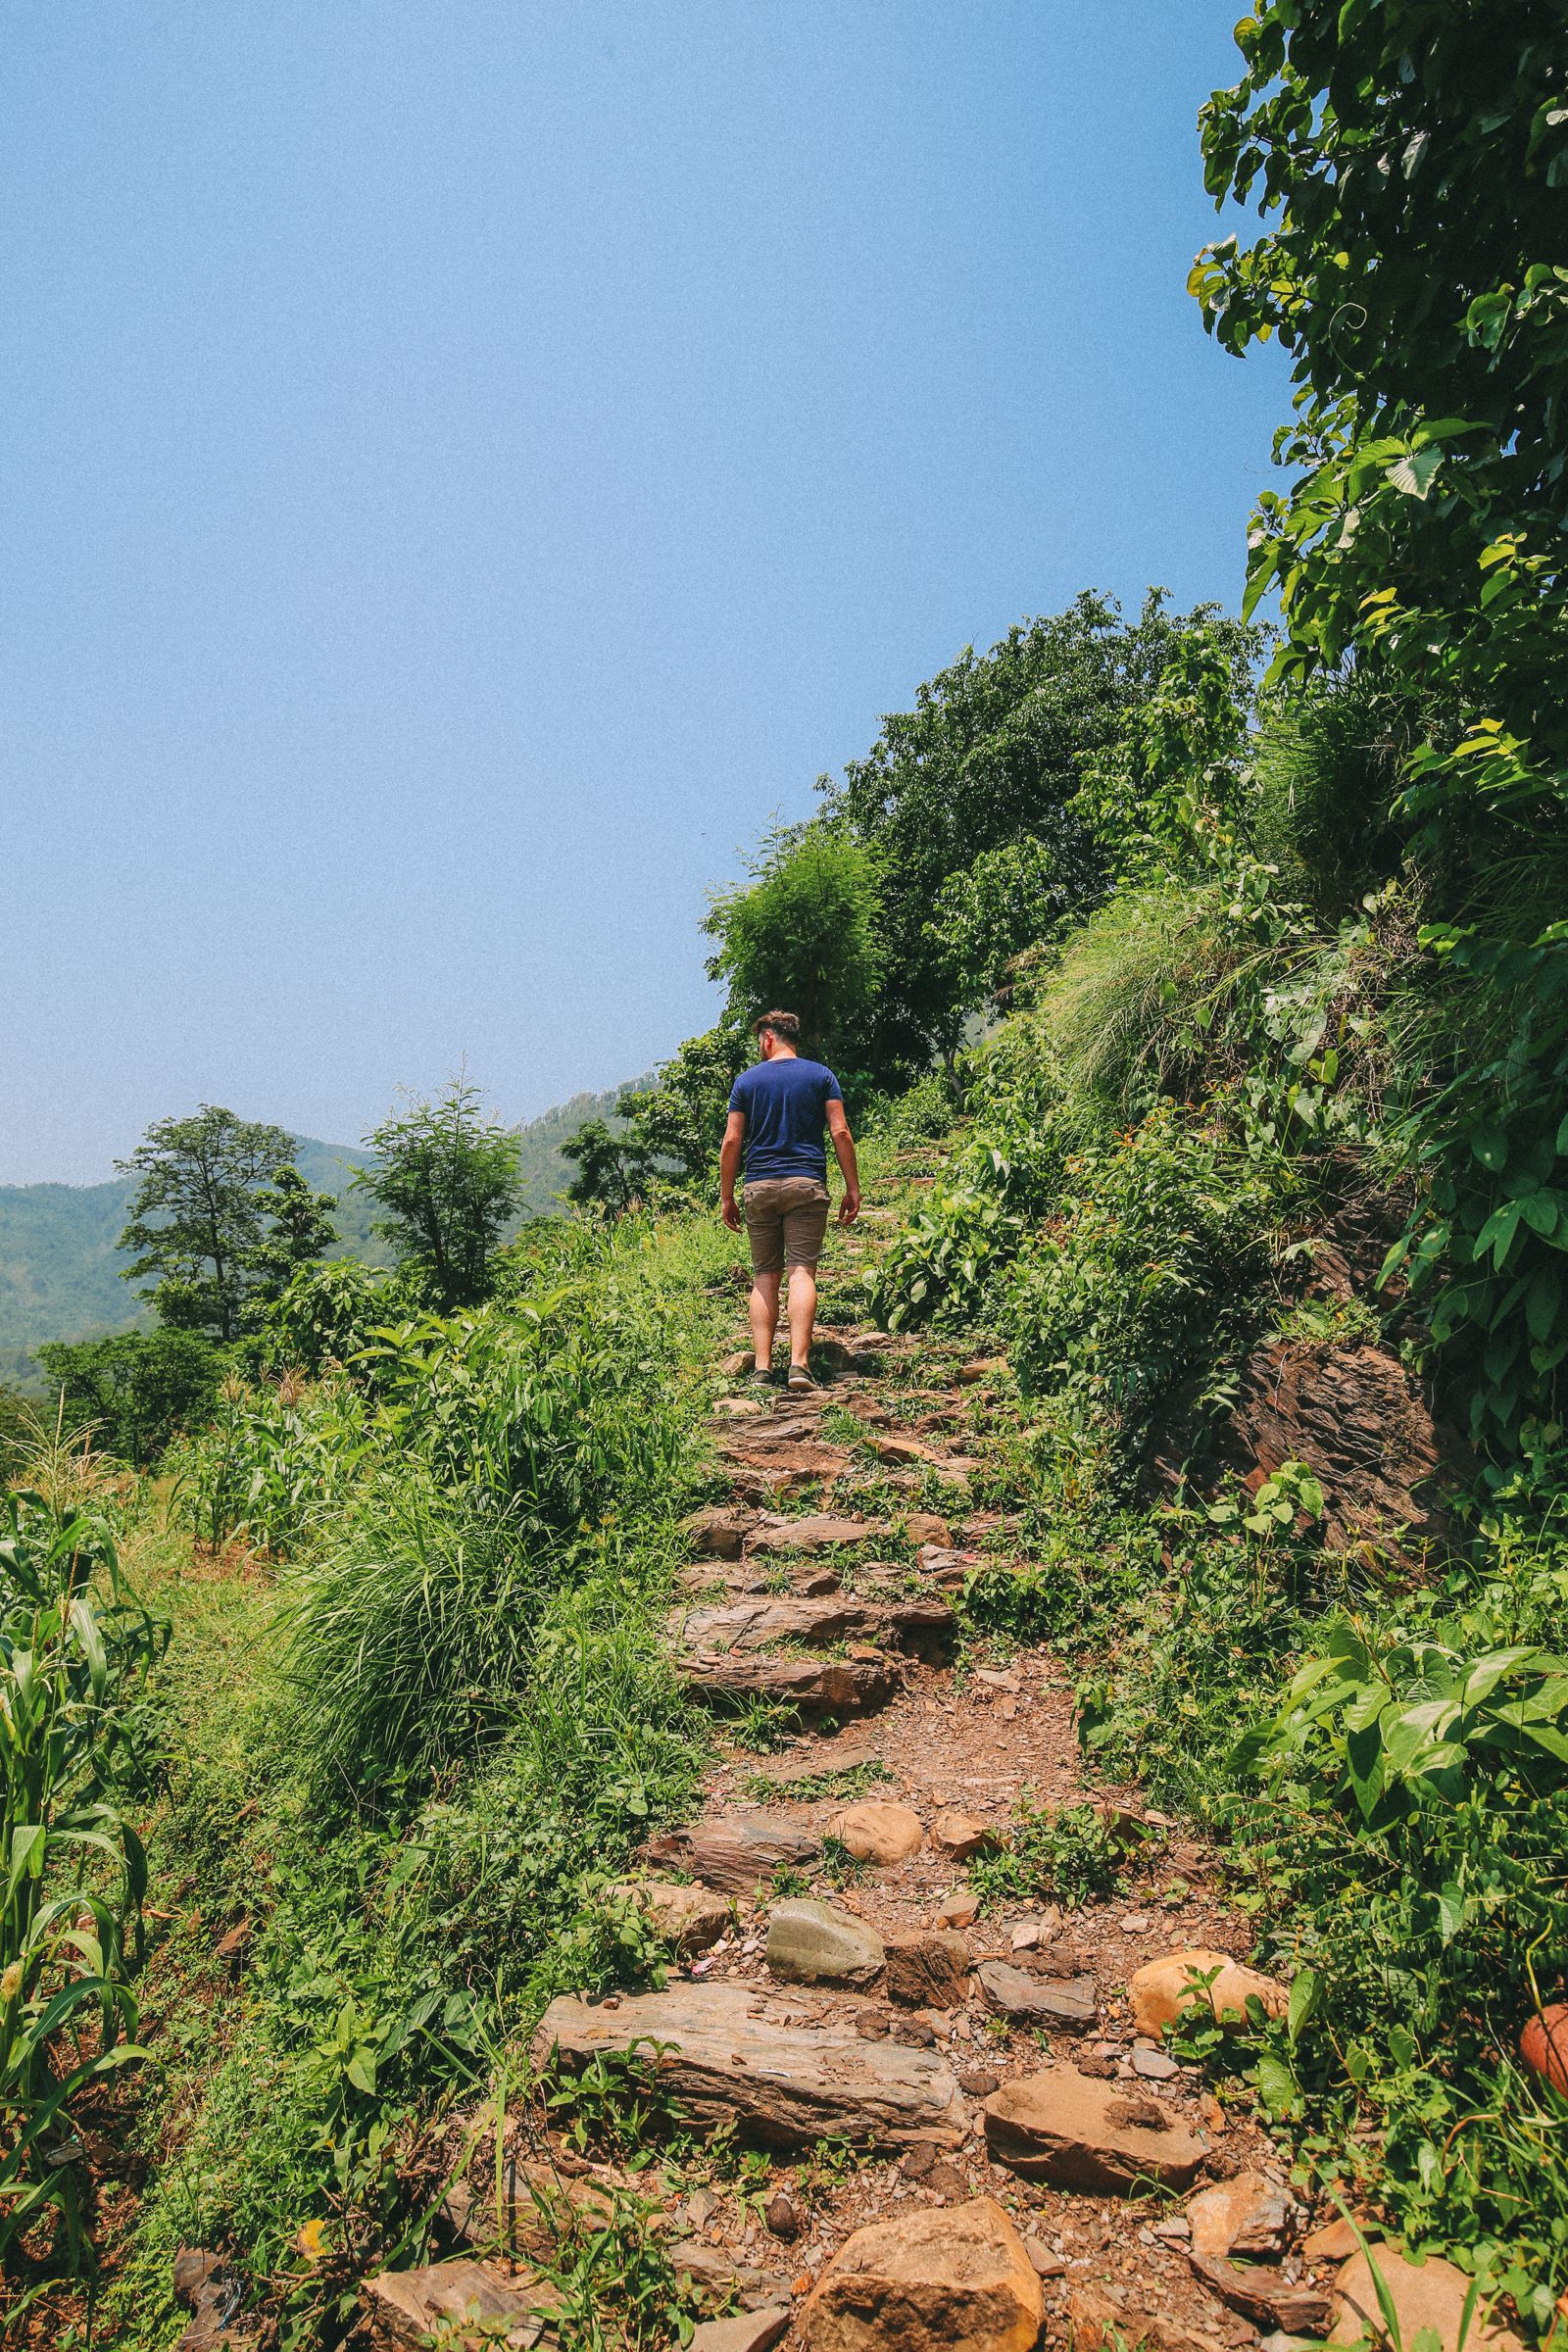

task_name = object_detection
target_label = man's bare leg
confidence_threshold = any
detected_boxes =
[787,1262,817,1371]
[749,1270,781,1372]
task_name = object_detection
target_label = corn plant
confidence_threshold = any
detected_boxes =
[0,1485,168,2286]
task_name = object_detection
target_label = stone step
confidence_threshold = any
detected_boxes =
[361,2259,557,2350]
[533,1983,967,2151]
[673,1592,956,1662]
[645,1812,820,1894]
[678,1646,903,1719]
[982,2067,1208,2193]
[745,1512,893,1556]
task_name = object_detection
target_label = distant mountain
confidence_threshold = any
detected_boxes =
[0,1084,633,1387]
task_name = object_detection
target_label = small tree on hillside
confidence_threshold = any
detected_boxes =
[560,1118,654,1217]
[117,1105,299,1341]
[252,1165,339,1302]
[356,1079,522,1310]
[704,822,883,1059]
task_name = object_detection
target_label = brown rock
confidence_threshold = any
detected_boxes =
[763,2190,801,2240]
[683,1507,753,1560]
[679,1649,904,1717]
[1022,2237,1066,2279]
[830,1800,924,1864]
[905,1513,952,1545]
[1329,2248,1524,2352]
[1189,2252,1332,2334]
[689,2312,792,2352]
[1303,2216,1362,2264]
[885,1932,970,2010]
[957,2065,1001,2097]
[679,1592,955,1662]
[535,1983,966,2150]
[983,2067,1207,2193]
[1185,2173,1297,2262]
[976,1962,1097,2031]
[747,1513,891,1555]
[606,1879,730,1955]
[931,1809,1001,1861]
[1127,1949,1287,2038]
[802,2196,1043,2352]
[718,1351,754,1378]
[646,1816,819,1896]
[1520,2001,1568,2095]
[934,1888,979,1929]
[1224,1338,1463,1550]
[361,2260,558,2350]
[1069,2281,1235,2352]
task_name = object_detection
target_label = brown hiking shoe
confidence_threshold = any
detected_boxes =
[787,1363,816,1393]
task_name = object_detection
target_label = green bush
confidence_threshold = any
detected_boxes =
[1004,1104,1290,1473]
[34,1330,225,1469]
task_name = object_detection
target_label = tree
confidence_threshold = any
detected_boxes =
[118,1106,298,1342]
[251,1166,339,1299]
[609,1020,753,1198]
[703,821,883,1060]
[820,593,1255,1076]
[560,1119,654,1217]
[356,1079,522,1310]
[36,1330,223,1467]
[1193,2,1568,1446]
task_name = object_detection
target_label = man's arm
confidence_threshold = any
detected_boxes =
[719,1109,746,1230]
[827,1100,860,1225]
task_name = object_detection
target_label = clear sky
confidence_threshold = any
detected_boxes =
[2,1,1285,1184]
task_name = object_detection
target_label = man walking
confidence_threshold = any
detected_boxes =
[720,1010,860,1391]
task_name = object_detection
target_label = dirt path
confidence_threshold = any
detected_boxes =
[341,1270,1360,2352]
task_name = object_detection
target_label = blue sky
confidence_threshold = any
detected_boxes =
[1,1,1286,1183]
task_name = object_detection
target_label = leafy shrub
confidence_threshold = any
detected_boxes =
[1004,1104,1290,1471]
[1235,1582,1568,2319]
[168,1371,368,1557]
[264,1257,415,1377]
[34,1330,224,1468]
[969,1799,1132,1912]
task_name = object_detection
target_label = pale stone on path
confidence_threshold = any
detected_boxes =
[984,2067,1207,2193]
[606,1879,729,1955]
[802,2197,1043,2352]
[766,1898,886,1986]
[934,1888,979,1929]
[534,1983,966,2150]
[1127,1947,1287,2037]
[829,1799,924,1863]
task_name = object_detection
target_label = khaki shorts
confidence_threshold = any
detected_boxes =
[744,1177,830,1274]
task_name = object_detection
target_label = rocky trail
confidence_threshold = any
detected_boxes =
[179,1178,1510,2352]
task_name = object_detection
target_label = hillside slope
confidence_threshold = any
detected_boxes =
[0,1085,631,1382]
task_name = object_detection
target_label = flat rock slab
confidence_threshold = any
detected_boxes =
[646,1815,819,1895]
[977,1963,1098,2031]
[767,1897,886,1985]
[690,2310,792,2352]
[747,1514,893,1556]
[679,1650,903,1719]
[362,2261,557,2350]
[803,2196,1043,2352]
[676,1593,954,1661]
[984,2067,1206,2193]
[535,1983,967,2151]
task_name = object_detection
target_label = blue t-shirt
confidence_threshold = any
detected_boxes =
[729,1056,843,1183]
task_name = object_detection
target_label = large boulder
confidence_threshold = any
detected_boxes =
[766,1899,886,1986]
[1127,1949,1286,2037]
[802,2197,1043,2352]
[1225,1339,1461,1550]
[1329,2248,1524,2352]
[534,1983,966,2150]
[983,2068,1207,2193]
